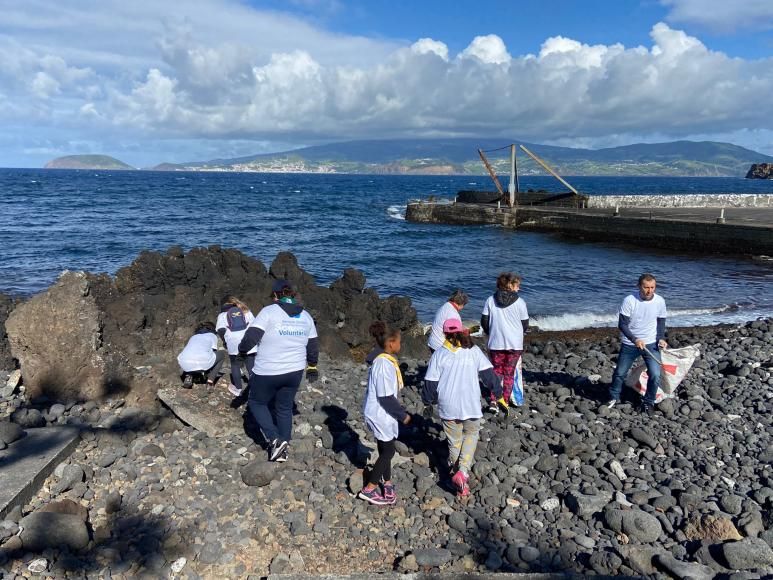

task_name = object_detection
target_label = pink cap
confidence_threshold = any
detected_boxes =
[443,319,464,333]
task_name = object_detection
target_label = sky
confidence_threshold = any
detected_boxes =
[1,0,773,168]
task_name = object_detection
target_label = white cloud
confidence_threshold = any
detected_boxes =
[2,0,773,166]
[411,38,449,61]
[662,0,773,33]
[459,35,511,65]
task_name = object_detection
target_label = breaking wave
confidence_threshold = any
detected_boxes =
[532,305,739,331]
[387,204,406,220]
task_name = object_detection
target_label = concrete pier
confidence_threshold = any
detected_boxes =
[406,200,773,255]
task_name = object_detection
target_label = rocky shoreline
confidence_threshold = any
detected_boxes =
[0,248,771,578]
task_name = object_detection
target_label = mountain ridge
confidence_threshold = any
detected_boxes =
[152,138,773,177]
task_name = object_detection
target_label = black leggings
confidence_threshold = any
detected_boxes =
[368,439,396,485]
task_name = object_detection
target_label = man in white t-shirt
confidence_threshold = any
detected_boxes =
[481,272,529,411]
[427,289,469,352]
[607,273,668,415]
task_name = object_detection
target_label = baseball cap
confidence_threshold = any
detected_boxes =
[272,279,292,293]
[442,319,464,333]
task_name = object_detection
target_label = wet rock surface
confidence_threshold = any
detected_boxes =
[0,311,771,577]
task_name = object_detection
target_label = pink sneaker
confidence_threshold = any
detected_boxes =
[358,487,390,505]
[451,470,469,495]
[382,482,396,504]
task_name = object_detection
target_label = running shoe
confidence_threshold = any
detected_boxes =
[382,482,396,504]
[228,383,243,397]
[182,375,193,389]
[358,487,390,505]
[269,439,289,461]
[606,399,618,409]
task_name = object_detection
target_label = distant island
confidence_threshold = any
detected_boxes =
[151,138,773,177]
[44,155,134,170]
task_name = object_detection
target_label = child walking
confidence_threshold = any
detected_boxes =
[216,296,257,397]
[360,321,411,506]
[480,272,529,410]
[177,322,225,388]
[422,319,503,497]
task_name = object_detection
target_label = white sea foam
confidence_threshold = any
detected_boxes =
[387,204,406,220]
[532,305,736,331]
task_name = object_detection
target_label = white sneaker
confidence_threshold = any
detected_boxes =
[228,384,243,397]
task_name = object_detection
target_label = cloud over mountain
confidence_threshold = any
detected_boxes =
[2,0,773,165]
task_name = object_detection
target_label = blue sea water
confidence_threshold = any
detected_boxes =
[1,169,772,330]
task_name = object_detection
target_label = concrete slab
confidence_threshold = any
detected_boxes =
[157,385,244,438]
[0,426,80,519]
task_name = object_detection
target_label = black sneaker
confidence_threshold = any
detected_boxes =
[639,402,654,416]
[274,447,288,463]
[182,375,193,389]
[269,439,289,461]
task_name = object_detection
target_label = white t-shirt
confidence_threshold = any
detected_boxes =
[482,295,529,350]
[216,309,257,355]
[619,293,667,346]
[177,332,217,372]
[250,303,317,376]
[363,356,401,441]
[428,302,462,351]
[425,344,492,420]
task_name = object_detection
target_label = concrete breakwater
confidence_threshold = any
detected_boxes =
[406,199,773,255]
[586,193,773,209]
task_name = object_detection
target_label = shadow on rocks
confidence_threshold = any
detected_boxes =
[321,404,370,469]
[0,499,190,577]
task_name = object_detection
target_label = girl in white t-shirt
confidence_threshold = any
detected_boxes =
[480,272,529,410]
[177,321,225,388]
[216,296,256,397]
[427,289,469,352]
[423,319,503,497]
[360,321,412,506]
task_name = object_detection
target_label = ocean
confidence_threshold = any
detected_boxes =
[1,169,772,330]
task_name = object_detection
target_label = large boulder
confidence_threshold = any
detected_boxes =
[746,163,773,179]
[5,272,134,402]
[5,247,424,404]
[19,512,90,551]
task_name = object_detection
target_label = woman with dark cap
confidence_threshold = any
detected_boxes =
[239,280,319,462]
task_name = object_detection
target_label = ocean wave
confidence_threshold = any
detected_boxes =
[387,205,406,220]
[532,305,736,331]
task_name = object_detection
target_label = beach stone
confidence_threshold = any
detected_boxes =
[0,421,24,445]
[566,490,612,517]
[53,464,84,494]
[139,444,165,458]
[605,508,663,543]
[19,512,89,551]
[721,538,773,570]
[240,460,277,487]
[629,427,658,450]
[720,494,744,515]
[684,515,743,541]
[609,460,627,481]
[413,548,452,567]
[10,408,45,428]
[27,558,48,574]
[654,553,714,580]
[40,499,89,522]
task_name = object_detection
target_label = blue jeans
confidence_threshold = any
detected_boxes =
[248,369,303,443]
[609,342,661,405]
